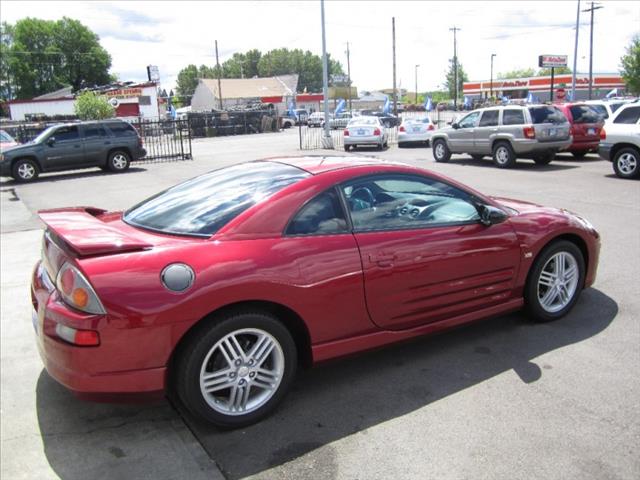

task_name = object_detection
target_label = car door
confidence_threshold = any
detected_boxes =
[81,124,110,165]
[474,109,500,153]
[42,125,84,170]
[341,174,522,331]
[448,110,481,151]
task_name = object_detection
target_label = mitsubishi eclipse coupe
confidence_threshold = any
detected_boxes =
[31,157,600,428]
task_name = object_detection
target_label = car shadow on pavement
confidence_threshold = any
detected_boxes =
[0,167,147,186]
[450,156,579,171]
[168,288,616,479]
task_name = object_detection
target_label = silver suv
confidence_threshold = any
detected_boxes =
[431,105,571,168]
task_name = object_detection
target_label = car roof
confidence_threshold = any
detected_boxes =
[262,155,409,175]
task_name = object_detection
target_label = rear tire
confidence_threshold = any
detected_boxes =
[175,310,297,429]
[492,141,516,168]
[612,147,640,179]
[344,145,351,152]
[107,150,131,172]
[12,158,39,182]
[433,139,451,163]
[524,241,585,323]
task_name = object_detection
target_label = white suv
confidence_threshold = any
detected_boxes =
[598,103,640,179]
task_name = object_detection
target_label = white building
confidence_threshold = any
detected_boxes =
[7,82,161,121]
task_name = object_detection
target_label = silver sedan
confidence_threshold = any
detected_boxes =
[398,116,436,147]
[344,116,388,151]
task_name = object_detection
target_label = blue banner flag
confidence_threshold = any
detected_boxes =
[424,96,433,111]
[335,98,346,115]
[382,96,391,115]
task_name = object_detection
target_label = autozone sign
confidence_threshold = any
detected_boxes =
[538,55,568,68]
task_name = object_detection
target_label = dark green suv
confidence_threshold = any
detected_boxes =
[0,120,147,182]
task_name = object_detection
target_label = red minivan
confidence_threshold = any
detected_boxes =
[556,103,604,159]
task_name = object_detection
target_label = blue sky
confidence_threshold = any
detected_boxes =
[1,0,638,93]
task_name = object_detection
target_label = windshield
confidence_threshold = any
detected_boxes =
[123,162,310,237]
[32,126,58,143]
[528,106,567,124]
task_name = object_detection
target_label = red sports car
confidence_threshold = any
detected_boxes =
[31,157,600,427]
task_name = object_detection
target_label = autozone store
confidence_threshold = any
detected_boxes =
[463,74,626,102]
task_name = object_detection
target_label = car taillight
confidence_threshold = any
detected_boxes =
[56,263,106,315]
[523,125,536,139]
[373,128,381,136]
[343,129,349,136]
[399,125,405,132]
[569,125,576,135]
[428,124,435,130]
[600,128,606,140]
[55,323,100,346]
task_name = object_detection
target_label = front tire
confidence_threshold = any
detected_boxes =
[107,150,131,172]
[175,310,297,428]
[12,158,40,182]
[492,141,516,168]
[524,241,585,322]
[433,139,451,163]
[612,147,640,179]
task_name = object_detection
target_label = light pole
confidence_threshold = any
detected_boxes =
[490,54,496,100]
[583,2,603,99]
[415,64,420,105]
[320,0,332,147]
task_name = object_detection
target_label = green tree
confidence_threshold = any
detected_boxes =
[444,58,468,99]
[3,17,111,99]
[538,66,572,76]
[0,22,15,100]
[620,35,640,95]
[175,64,216,105]
[74,90,114,120]
[498,68,536,79]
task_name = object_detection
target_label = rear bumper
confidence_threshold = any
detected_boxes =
[345,135,384,146]
[513,138,572,154]
[398,132,432,143]
[31,261,165,397]
[568,140,600,152]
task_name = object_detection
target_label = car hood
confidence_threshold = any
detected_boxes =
[2,142,37,155]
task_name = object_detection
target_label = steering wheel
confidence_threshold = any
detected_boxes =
[351,187,376,208]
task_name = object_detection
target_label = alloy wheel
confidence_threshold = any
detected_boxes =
[17,163,36,180]
[537,251,580,313]
[617,152,638,175]
[112,154,128,170]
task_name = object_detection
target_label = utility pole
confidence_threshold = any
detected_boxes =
[583,2,603,99]
[320,0,332,148]
[392,17,397,115]
[490,53,496,100]
[215,40,223,110]
[345,41,352,112]
[571,0,581,102]
[450,26,461,110]
[415,64,420,104]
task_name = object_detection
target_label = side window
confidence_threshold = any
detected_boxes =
[458,111,480,128]
[106,122,136,136]
[613,106,640,124]
[54,126,79,142]
[502,109,525,125]
[286,188,348,236]
[83,126,107,138]
[342,175,480,232]
[479,110,499,127]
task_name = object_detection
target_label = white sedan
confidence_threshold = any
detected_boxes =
[398,116,436,147]
[344,116,388,151]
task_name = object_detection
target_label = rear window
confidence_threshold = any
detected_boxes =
[588,104,608,119]
[106,122,137,136]
[613,106,640,124]
[502,109,525,125]
[569,105,601,124]
[124,162,310,237]
[528,106,567,124]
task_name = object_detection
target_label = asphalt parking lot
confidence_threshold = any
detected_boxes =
[1,128,639,480]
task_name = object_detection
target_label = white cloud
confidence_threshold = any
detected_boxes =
[1,0,638,93]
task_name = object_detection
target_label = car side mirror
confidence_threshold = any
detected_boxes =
[451,122,459,129]
[46,137,56,146]
[478,205,509,226]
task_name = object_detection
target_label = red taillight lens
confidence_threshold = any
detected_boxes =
[343,129,349,136]
[569,125,576,135]
[523,125,536,139]
[373,128,381,136]
[60,268,75,295]
[428,124,435,130]
[56,263,106,315]
[399,125,405,132]
[600,128,606,140]
[55,323,100,346]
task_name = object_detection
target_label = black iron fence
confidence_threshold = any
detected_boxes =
[132,119,192,162]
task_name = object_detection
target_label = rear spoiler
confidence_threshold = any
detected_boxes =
[38,207,151,257]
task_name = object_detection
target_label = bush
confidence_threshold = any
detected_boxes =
[74,91,115,120]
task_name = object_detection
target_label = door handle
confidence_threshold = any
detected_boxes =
[369,252,396,268]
